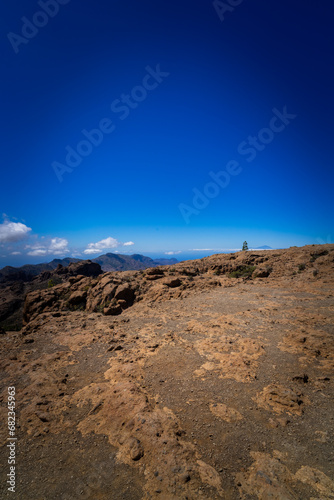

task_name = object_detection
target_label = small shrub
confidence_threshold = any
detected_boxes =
[95,303,105,313]
[228,265,255,278]
[67,303,85,312]
[298,263,306,272]
[313,269,318,277]
[48,279,55,288]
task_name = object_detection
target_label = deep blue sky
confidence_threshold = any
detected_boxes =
[1,0,333,265]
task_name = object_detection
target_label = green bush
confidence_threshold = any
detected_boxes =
[228,265,256,278]
[48,279,55,288]
[298,263,306,272]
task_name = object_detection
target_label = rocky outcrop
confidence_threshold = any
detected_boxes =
[0,260,103,330]
[68,290,87,307]
[163,277,182,288]
[55,260,102,278]
[13,244,334,328]
[114,284,135,305]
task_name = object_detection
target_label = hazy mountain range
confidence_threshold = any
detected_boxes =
[0,253,179,284]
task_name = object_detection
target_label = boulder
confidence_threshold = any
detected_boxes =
[102,283,118,302]
[145,268,164,276]
[114,284,135,305]
[253,268,271,278]
[68,290,87,306]
[163,277,181,288]
[61,261,102,278]
[104,304,122,316]
[68,275,85,285]
[23,289,58,323]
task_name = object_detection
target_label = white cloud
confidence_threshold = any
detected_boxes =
[71,251,82,258]
[26,237,69,257]
[165,251,182,255]
[27,248,48,257]
[190,248,215,251]
[83,237,135,255]
[0,221,31,243]
[11,251,21,255]
[84,236,119,255]
[49,238,69,254]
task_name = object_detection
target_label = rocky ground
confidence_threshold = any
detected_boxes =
[0,244,334,499]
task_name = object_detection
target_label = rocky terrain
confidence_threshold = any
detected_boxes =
[0,244,333,499]
[0,253,178,331]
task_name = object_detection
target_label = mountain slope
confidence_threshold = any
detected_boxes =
[92,253,178,271]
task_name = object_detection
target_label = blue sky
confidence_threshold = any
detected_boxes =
[1,0,333,266]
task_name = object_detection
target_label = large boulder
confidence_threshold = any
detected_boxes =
[145,268,164,276]
[163,277,181,288]
[114,284,135,306]
[23,289,59,324]
[56,260,102,278]
[253,267,271,278]
[102,283,118,302]
[68,290,87,306]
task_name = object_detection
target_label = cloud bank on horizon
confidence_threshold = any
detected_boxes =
[0,216,135,260]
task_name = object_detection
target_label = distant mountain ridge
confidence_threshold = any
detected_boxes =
[0,253,179,283]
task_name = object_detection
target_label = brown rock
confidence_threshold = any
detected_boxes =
[145,268,164,276]
[35,412,49,422]
[253,268,271,278]
[65,260,102,278]
[127,438,144,461]
[68,290,87,306]
[104,304,122,316]
[114,284,135,305]
[163,277,181,288]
